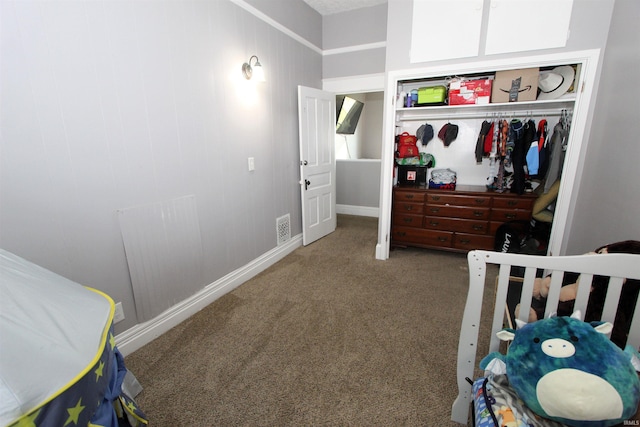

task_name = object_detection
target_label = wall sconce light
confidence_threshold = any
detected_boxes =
[242,55,265,82]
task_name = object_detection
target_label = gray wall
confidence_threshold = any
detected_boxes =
[335,91,383,160]
[323,4,387,213]
[336,160,381,209]
[0,0,322,333]
[565,0,640,254]
[243,0,322,48]
[322,3,387,79]
[359,92,384,160]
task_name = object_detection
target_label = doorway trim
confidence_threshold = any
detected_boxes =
[323,73,385,94]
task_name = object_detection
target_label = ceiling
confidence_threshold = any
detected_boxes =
[302,0,387,16]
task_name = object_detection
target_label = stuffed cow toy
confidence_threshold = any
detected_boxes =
[481,312,640,427]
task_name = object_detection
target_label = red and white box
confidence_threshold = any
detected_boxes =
[448,79,493,105]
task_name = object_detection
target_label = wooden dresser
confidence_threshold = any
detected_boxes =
[391,185,536,253]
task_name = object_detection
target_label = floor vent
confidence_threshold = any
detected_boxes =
[276,214,291,246]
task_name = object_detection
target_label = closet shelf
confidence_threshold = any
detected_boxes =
[396,96,575,121]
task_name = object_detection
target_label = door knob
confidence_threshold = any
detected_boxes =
[300,160,308,166]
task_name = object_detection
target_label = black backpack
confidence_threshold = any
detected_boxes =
[494,220,530,253]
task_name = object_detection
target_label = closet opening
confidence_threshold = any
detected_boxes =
[376,50,601,260]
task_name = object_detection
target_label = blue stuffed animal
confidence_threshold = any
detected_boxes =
[481,312,640,427]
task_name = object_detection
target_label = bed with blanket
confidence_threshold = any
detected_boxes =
[451,249,640,427]
[0,249,147,427]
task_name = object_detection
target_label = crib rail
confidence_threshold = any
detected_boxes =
[451,250,640,425]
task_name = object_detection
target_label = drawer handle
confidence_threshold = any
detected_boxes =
[430,207,440,213]
[459,239,471,244]
[472,225,483,231]
[398,232,406,237]
[432,196,440,201]
[405,206,413,211]
[429,221,439,226]
[505,213,516,219]
[437,236,448,242]
[475,199,485,204]
[508,200,518,206]
[406,194,414,199]
[403,217,413,223]
[473,211,484,217]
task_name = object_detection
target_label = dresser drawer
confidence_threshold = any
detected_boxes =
[393,213,423,228]
[492,196,535,210]
[426,193,491,207]
[424,216,489,234]
[392,226,453,247]
[491,208,532,222]
[394,201,423,214]
[453,232,495,251]
[394,190,425,203]
[424,204,490,220]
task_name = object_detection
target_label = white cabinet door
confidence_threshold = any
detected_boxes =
[410,0,484,63]
[485,0,574,55]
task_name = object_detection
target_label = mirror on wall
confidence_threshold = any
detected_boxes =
[335,91,383,160]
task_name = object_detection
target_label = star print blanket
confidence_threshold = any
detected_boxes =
[0,249,147,427]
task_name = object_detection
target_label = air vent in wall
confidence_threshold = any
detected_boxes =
[276,214,291,246]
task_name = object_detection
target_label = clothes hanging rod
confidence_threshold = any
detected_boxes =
[396,109,572,122]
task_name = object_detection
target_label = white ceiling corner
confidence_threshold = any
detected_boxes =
[302,0,387,16]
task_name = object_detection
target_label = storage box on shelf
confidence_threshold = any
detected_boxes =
[448,78,493,105]
[391,185,536,253]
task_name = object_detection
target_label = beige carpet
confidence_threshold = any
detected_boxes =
[125,215,494,426]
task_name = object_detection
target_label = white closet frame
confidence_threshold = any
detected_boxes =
[376,49,601,260]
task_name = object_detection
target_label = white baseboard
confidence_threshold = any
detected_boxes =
[115,234,303,356]
[337,204,379,218]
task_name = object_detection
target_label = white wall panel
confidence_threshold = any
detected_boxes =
[118,195,204,322]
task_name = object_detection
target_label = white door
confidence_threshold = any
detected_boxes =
[298,86,336,246]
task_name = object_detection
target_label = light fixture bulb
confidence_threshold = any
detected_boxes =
[242,55,265,82]
[252,60,265,82]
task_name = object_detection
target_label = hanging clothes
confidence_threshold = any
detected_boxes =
[526,126,540,176]
[536,119,550,179]
[475,120,493,163]
[484,122,494,155]
[526,143,538,176]
[495,120,509,192]
[486,119,500,189]
[543,113,570,194]
[506,119,523,166]
[512,119,535,195]
[498,120,506,157]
